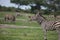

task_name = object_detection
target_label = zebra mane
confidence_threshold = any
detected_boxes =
[39,13,47,20]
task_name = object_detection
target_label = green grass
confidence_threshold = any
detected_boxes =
[0,12,40,27]
[0,28,58,40]
[0,12,16,18]
[14,21,40,27]
[0,12,58,40]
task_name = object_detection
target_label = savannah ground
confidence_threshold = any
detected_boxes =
[0,12,58,40]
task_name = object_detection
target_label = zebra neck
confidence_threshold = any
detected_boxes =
[41,20,47,24]
[37,19,46,24]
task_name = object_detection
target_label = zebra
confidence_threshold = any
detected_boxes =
[29,12,60,40]
[4,14,15,22]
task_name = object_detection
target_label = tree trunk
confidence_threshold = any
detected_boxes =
[18,4,20,9]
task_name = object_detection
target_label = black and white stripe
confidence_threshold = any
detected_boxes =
[30,12,60,40]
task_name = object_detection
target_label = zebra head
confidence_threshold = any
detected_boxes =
[28,15,37,21]
[29,12,46,24]
[28,12,40,21]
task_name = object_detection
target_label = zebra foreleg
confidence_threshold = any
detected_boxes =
[56,27,60,40]
[43,29,47,40]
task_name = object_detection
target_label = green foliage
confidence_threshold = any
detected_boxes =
[0,6,16,12]
[44,0,60,13]
[11,0,44,11]
[10,0,60,15]
[11,0,44,5]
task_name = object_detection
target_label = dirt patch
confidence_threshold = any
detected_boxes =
[0,24,41,29]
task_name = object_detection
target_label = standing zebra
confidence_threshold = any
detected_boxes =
[29,12,60,40]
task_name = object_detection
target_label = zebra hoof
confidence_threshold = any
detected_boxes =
[45,39,47,40]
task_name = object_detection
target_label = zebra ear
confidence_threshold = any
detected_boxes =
[35,11,42,17]
[35,12,40,16]
[39,12,43,16]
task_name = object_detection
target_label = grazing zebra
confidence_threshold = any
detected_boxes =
[4,14,15,22]
[29,12,60,40]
